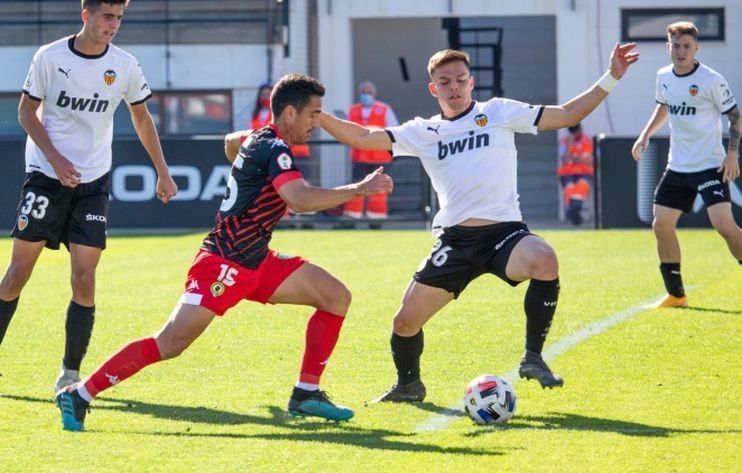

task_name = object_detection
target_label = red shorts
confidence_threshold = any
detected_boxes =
[179,249,306,316]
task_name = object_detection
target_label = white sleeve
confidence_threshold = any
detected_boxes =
[125,60,152,105]
[387,119,422,157]
[712,74,737,114]
[654,73,666,104]
[489,98,542,135]
[23,49,47,101]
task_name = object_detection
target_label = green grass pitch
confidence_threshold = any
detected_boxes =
[0,229,739,472]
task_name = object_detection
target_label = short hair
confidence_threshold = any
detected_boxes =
[427,49,470,78]
[82,0,130,12]
[271,74,325,118]
[666,21,698,40]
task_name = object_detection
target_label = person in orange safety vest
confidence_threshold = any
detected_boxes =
[343,81,399,219]
[557,123,594,225]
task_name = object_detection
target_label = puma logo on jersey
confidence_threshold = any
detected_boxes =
[713,189,725,198]
[427,125,441,135]
[667,102,696,116]
[437,130,490,160]
[58,68,71,78]
[56,90,109,113]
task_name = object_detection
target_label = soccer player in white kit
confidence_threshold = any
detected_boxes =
[0,0,178,392]
[632,21,741,309]
[321,44,639,401]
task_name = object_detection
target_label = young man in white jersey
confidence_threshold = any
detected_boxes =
[632,21,741,308]
[320,44,638,401]
[0,0,178,392]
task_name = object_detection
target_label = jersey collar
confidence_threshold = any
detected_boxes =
[268,123,284,140]
[672,61,700,78]
[440,101,476,121]
[67,35,109,59]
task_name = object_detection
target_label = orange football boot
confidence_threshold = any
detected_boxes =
[654,294,688,308]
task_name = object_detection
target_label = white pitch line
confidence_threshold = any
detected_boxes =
[413,293,674,433]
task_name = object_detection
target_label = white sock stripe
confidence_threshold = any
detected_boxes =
[77,384,93,403]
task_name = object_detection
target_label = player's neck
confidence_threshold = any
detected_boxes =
[672,60,698,76]
[441,100,474,120]
[271,121,296,145]
[74,31,109,56]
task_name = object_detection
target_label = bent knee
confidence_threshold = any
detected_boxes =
[528,246,559,280]
[71,270,96,291]
[2,263,34,290]
[392,313,421,337]
[318,281,352,315]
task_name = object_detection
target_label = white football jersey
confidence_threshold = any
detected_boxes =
[655,62,737,172]
[23,36,152,182]
[387,99,542,233]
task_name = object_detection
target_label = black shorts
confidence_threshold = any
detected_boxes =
[413,222,533,298]
[654,168,730,213]
[11,171,110,250]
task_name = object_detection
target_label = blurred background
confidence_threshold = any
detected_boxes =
[0,0,739,230]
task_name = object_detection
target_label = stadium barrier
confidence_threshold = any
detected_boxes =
[0,137,433,231]
[595,136,742,228]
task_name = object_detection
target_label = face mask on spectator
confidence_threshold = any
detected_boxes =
[359,93,374,106]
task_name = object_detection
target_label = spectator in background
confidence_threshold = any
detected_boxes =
[344,81,399,220]
[557,123,594,225]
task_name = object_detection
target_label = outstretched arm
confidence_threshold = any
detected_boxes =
[719,105,740,183]
[631,104,669,161]
[538,43,640,131]
[277,166,393,214]
[320,112,393,150]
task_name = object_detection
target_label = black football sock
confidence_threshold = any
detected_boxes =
[0,297,20,345]
[659,263,685,297]
[391,330,424,385]
[524,278,560,354]
[63,301,95,371]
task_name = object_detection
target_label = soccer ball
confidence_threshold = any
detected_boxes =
[463,374,517,425]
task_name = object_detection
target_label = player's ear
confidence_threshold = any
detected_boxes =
[428,82,438,98]
[81,8,90,23]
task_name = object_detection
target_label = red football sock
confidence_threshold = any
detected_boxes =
[299,310,345,384]
[82,337,162,398]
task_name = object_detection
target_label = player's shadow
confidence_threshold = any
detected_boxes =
[1,394,504,456]
[403,401,463,417]
[464,412,742,438]
[685,306,742,315]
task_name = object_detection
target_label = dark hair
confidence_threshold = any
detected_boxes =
[252,83,273,120]
[568,123,582,133]
[271,74,325,118]
[82,0,129,12]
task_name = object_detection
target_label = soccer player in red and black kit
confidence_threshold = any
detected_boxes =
[55,74,393,430]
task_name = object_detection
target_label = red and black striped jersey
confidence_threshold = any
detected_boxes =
[201,125,302,268]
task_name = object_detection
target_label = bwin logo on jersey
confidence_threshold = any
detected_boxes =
[437,130,490,160]
[667,102,696,116]
[56,90,109,113]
